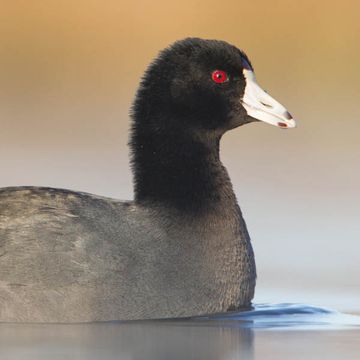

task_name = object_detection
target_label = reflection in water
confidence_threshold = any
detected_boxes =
[0,304,360,359]
[0,321,254,360]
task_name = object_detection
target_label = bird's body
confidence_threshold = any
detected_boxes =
[0,186,255,322]
[0,38,295,322]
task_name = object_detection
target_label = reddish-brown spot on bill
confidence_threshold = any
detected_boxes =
[278,122,288,128]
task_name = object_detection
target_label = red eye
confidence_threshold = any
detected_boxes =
[212,70,228,83]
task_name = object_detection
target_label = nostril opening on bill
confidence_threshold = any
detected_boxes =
[260,101,273,108]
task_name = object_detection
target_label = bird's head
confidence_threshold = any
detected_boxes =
[133,38,296,137]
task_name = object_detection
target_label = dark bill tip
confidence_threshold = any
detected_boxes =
[284,111,293,120]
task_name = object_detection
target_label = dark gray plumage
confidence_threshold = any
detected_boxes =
[0,38,294,322]
[0,186,255,322]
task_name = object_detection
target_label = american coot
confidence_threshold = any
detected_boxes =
[0,38,295,322]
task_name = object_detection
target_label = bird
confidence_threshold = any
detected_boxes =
[0,38,295,323]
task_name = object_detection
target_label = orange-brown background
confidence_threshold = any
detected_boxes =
[1,1,359,306]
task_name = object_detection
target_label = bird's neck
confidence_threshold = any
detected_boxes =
[130,122,238,215]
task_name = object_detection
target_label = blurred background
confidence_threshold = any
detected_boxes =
[0,0,359,312]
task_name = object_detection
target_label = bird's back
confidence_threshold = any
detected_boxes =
[0,187,142,322]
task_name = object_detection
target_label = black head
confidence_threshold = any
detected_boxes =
[130,38,295,208]
[132,37,295,140]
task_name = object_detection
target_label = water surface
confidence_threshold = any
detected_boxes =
[1,303,359,360]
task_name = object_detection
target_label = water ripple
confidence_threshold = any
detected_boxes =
[194,303,360,330]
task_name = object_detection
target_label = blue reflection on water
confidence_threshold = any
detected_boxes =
[193,303,360,330]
